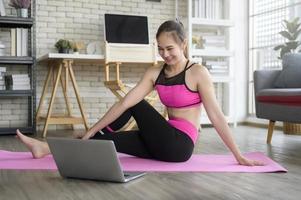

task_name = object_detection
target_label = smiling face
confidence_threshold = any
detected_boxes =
[157,32,187,66]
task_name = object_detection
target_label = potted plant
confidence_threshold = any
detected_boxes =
[55,39,72,54]
[9,0,31,18]
[273,17,301,135]
[274,17,301,59]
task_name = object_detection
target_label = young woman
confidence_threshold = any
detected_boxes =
[17,20,263,165]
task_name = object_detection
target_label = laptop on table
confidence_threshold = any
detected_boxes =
[47,137,146,183]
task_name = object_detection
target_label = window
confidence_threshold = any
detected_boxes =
[248,0,301,114]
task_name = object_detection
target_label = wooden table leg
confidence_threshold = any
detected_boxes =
[42,64,63,138]
[60,61,73,129]
[36,63,53,121]
[67,60,89,130]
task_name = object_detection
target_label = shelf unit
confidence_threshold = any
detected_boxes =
[187,0,236,125]
[0,9,36,134]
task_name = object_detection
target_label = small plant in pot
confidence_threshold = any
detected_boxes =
[9,0,31,18]
[55,39,72,54]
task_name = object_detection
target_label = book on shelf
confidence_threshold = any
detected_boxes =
[16,28,22,56]
[0,67,5,90]
[8,85,31,90]
[192,56,203,64]
[5,74,31,90]
[0,40,5,56]
[0,66,6,73]
[0,79,5,90]
[0,0,6,16]
[10,29,16,56]
[204,60,228,73]
[208,69,228,74]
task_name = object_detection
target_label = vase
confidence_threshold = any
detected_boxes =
[17,8,28,18]
[58,48,69,54]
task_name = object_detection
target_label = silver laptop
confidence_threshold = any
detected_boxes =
[47,137,146,183]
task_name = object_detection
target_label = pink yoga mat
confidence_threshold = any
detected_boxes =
[0,150,287,173]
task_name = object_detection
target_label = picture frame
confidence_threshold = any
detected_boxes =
[0,0,6,16]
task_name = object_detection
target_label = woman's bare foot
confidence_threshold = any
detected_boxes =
[16,129,51,159]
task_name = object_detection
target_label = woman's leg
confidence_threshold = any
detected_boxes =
[99,109,132,134]
[91,130,152,159]
[16,129,51,159]
[121,100,194,162]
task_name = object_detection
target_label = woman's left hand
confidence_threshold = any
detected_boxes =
[237,156,265,166]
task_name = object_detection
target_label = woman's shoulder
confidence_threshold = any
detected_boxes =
[143,64,164,82]
[188,63,210,77]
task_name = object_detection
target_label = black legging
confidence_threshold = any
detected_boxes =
[90,100,194,162]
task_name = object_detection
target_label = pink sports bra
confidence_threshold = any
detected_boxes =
[154,61,202,109]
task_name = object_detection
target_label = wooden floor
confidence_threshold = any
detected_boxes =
[0,125,301,200]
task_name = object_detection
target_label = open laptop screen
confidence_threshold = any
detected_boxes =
[104,14,149,44]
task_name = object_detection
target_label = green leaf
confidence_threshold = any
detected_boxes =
[279,31,293,40]
[280,47,291,59]
[286,41,299,49]
[292,17,300,24]
[287,22,294,33]
[274,45,285,50]
[292,29,301,40]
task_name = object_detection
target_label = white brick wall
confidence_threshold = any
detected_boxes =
[0,0,190,131]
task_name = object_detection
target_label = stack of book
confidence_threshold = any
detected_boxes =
[10,28,28,56]
[0,40,5,56]
[204,60,228,74]
[193,0,223,19]
[202,35,226,50]
[0,67,6,90]
[5,74,31,90]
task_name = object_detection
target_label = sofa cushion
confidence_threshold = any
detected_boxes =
[274,53,301,88]
[257,88,301,106]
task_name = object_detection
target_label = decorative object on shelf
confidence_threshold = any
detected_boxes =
[86,41,102,55]
[9,0,31,18]
[55,39,72,54]
[0,0,6,16]
[192,35,203,49]
[274,17,301,59]
[72,41,85,54]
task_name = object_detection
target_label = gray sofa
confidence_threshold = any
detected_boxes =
[254,53,301,143]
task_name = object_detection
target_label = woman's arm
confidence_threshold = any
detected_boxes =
[196,67,263,166]
[82,67,157,139]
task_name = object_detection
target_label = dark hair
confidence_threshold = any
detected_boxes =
[156,20,186,45]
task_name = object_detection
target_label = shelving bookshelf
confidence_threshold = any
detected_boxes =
[0,4,36,134]
[187,0,236,125]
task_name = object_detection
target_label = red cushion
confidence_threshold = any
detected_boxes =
[257,95,301,106]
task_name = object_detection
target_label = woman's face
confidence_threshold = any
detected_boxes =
[157,32,186,66]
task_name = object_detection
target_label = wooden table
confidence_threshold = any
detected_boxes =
[37,53,106,137]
